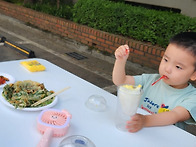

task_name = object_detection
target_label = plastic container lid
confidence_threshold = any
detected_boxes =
[85,95,107,112]
[59,135,96,147]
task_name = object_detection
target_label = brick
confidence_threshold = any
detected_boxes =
[74,30,81,36]
[109,45,117,52]
[105,48,113,54]
[102,33,107,39]
[146,53,156,59]
[120,39,126,45]
[161,50,165,57]
[140,44,144,51]
[89,35,96,40]
[156,49,161,56]
[148,47,152,54]
[101,43,109,48]
[113,43,121,48]
[152,48,156,55]
[136,43,140,50]
[56,24,61,28]
[129,48,134,53]
[92,40,100,46]
[96,31,100,37]
[97,38,105,43]
[110,35,115,42]
[156,56,162,62]
[128,42,132,47]
[125,40,129,45]
[115,37,119,43]
[78,35,85,39]
[143,45,148,53]
[96,45,105,51]
[106,40,113,45]
[132,42,136,48]
[85,37,92,43]
[82,32,89,37]
[134,50,144,56]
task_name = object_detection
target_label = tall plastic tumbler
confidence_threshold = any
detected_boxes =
[115,84,142,131]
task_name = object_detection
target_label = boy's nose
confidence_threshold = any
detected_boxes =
[165,66,172,74]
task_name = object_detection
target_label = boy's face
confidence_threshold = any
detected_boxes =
[159,43,196,89]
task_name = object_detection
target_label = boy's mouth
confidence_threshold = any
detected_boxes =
[163,75,169,79]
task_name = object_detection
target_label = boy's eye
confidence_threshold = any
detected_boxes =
[163,58,168,62]
[176,65,182,70]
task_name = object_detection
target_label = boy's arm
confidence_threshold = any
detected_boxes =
[112,45,135,86]
[112,59,135,86]
[126,106,191,132]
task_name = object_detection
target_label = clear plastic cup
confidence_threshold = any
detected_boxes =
[115,84,142,131]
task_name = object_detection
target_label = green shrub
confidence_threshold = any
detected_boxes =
[24,3,73,20]
[4,0,196,47]
[73,0,196,47]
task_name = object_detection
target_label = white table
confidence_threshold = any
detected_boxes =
[0,58,195,147]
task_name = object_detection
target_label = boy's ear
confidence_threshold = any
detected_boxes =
[190,71,196,81]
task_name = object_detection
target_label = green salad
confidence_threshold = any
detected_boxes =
[2,80,55,108]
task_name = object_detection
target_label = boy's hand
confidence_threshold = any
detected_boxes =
[115,44,129,60]
[126,114,146,133]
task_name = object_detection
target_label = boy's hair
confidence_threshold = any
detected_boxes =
[169,32,196,69]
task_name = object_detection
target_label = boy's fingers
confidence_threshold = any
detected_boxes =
[115,44,130,59]
[126,123,140,133]
[124,44,129,49]
[130,114,140,120]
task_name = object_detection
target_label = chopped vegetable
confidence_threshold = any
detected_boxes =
[2,80,54,108]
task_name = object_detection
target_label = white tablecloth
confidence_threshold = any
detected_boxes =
[0,58,195,147]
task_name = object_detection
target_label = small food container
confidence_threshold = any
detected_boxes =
[59,135,96,147]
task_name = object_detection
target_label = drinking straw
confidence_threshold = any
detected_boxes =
[151,75,166,86]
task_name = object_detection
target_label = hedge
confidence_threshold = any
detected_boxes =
[72,0,196,48]
[4,0,196,48]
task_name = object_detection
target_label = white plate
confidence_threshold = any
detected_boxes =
[0,72,15,88]
[0,94,58,111]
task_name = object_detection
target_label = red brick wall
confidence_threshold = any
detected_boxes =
[0,0,165,70]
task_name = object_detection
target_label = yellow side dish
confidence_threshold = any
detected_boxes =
[20,60,46,72]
